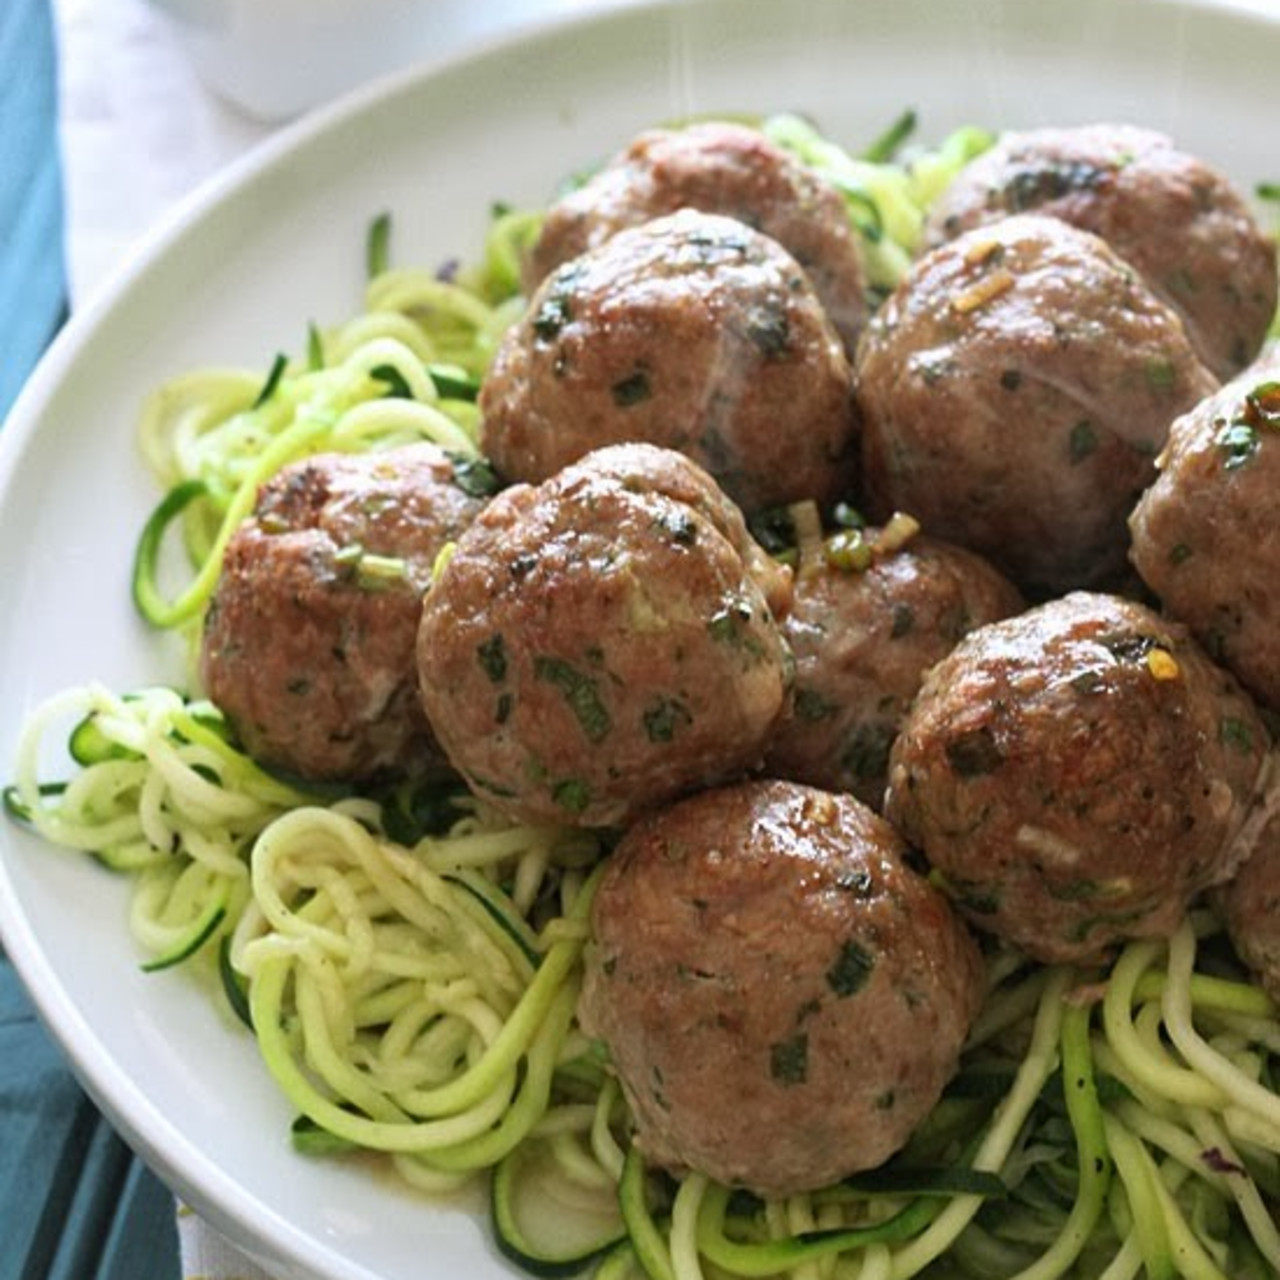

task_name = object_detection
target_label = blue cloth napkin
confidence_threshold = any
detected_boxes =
[1,0,67,421]
[1,0,180,1275]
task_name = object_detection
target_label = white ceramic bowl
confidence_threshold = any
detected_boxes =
[4,1,1280,1277]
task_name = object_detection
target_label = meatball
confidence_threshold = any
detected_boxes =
[924,123,1277,379]
[199,444,488,782]
[766,528,1023,808]
[579,779,984,1198]
[1217,800,1280,1002]
[1130,354,1280,711]
[525,121,869,354]
[480,208,858,513]
[856,213,1218,597]
[416,444,793,827]
[885,592,1272,965]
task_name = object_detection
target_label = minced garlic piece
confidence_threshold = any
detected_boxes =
[951,269,1016,314]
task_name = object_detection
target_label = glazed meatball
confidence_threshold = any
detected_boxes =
[480,208,858,513]
[200,444,488,782]
[579,779,985,1198]
[525,121,869,354]
[885,592,1272,965]
[1130,353,1280,711]
[766,528,1023,809]
[416,444,793,827]
[857,213,1218,596]
[924,123,1277,379]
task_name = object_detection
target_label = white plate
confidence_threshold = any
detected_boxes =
[2,1,1279,1276]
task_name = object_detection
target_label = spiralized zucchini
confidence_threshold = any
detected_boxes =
[8,115,1280,1280]
[131,206,534,636]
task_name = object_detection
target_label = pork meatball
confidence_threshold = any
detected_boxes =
[199,444,489,782]
[856,213,1218,596]
[480,208,858,513]
[416,444,793,827]
[766,528,1023,808]
[579,779,984,1198]
[885,592,1272,965]
[1129,354,1280,711]
[525,121,869,354]
[924,123,1277,379]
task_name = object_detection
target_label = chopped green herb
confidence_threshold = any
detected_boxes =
[1000,368,1022,391]
[447,453,501,498]
[655,509,698,547]
[860,108,918,164]
[1004,161,1107,210]
[1243,379,1280,429]
[552,778,592,814]
[707,601,760,650]
[1145,357,1177,392]
[840,721,897,782]
[252,353,289,409]
[1069,420,1099,464]
[1220,717,1255,754]
[366,211,392,279]
[370,363,415,400]
[1216,420,1259,471]
[427,363,482,402]
[930,869,1002,916]
[827,939,876,998]
[532,291,573,341]
[306,322,325,371]
[535,657,612,742]
[354,554,407,590]
[945,726,1003,778]
[793,687,837,722]
[770,1033,809,1086]
[1169,543,1193,566]
[825,528,873,573]
[891,603,915,639]
[477,633,508,684]
[744,303,791,358]
[1100,631,1159,664]
[1071,670,1106,695]
[643,696,693,743]
[611,370,652,407]
[747,505,799,560]
[831,503,866,530]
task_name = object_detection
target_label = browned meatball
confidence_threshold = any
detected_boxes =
[416,444,793,827]
[1130,353,1280,711]
[765,528,1023,808]
[579,779,984,1198]
[525,121,869,353]
[1217,802,1280,1002]
[856,213,1218,597]
[480,208,858,514]
[885,592,1272,965]
[199,444,489,782]
[924,123,1277,379]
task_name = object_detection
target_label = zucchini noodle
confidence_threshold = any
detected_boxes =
[7,114,1280,1280]
[132,205,532,637]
